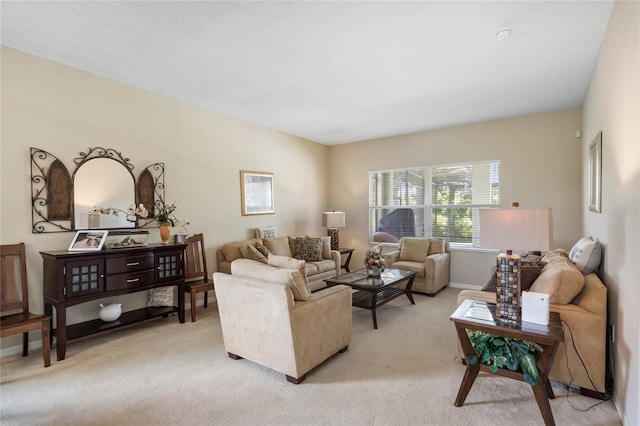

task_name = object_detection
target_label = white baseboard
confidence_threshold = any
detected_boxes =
[448,282,483,290]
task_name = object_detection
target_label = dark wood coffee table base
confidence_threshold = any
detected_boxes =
[325,269,416,329]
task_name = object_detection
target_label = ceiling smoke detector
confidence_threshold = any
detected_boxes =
[495,27,512,40]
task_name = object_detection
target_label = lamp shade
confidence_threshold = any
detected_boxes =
[322,211,346,228]
[480,207,553,252]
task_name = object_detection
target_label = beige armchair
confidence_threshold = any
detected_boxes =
[213,259,352,384]
[384,237,450,295]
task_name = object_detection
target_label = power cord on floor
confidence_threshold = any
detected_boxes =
[560,319,612,411]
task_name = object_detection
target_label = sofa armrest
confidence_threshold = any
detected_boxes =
[385,250,400,264]
[330,249,341,274]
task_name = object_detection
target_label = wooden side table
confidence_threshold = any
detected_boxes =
[450,299,564,426]
[338,248,354,272]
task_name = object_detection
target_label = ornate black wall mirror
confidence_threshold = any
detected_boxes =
[31,147,165,233]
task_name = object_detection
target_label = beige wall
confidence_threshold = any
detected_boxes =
[328,109,584,286]
[1,47,329,345]
[581,1,640,425]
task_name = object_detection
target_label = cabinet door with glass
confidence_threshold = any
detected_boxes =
[155,250,183,283]
[64,259,105,297]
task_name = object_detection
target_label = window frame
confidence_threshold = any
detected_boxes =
[368,160,500,248]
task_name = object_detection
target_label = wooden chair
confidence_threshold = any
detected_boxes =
[1,243,51,367]
[175,234,212,322]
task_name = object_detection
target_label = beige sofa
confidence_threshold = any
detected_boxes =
[383,237,450,295]
[217,236,340,291]
[456,250,607,394]
[213,259,352,383]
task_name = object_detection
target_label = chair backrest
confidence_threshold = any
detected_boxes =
[176,234,209,283]
[1,243,29,316]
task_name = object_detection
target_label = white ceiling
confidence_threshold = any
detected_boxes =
[1,1,614,145]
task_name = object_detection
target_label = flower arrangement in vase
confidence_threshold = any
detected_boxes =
[364,243,385,277]
[90,204,149,222]
[154,199,179,245]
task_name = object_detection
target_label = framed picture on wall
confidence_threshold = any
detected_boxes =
[68,230,109,251]
[240,170,275,215]
[588,132,602,213]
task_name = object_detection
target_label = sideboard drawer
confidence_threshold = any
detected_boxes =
[106,271,155,291]
[106,254,154,274]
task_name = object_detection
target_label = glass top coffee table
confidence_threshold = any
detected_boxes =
[325,269,416,329]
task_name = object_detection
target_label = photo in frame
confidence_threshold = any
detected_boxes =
[588,131,602,213]
[240,170,274,215]
[68,230,109,251]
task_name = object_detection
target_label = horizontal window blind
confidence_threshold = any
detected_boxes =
[369,161,500,246]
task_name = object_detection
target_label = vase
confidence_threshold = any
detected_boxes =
[99,303,122,322]
[367,266,382,278]
[159,222,171,245]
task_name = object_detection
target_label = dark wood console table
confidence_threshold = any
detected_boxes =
[41,243,187,361]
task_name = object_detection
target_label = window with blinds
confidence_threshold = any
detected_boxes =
[369,161,500,247]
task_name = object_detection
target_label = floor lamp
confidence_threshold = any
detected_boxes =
[322,211,345,250]
[479,206,553,322]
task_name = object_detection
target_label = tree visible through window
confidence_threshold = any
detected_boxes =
[369,161,500,246]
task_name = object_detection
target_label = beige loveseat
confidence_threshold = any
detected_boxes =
[384,237,450,295]
[217,236,340,291]
[456,250,607,394]
[213,259,352,383]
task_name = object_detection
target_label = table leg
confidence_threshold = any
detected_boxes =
[178,282,186,323]
[404,276,416,304]
[532,383,556,426]
[371,291,378,329]
[454,324,480,406]
[55,304,67,361]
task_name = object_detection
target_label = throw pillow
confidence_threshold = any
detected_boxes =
[255,242,270,258]
[399,238,430,263]
[266,254,311,300]
[480,265,542,293]
[263,236,293,257]
[529,254,585,304]
[569,236,602,274]
[147,286,174,307]
[292,237,306,260]
[320,236,331,259]
[481,273,497,292]
[302,236,323,262]
[240,244,268,264]
[428,238,445,255]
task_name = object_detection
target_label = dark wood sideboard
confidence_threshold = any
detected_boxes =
[41,243,187,361]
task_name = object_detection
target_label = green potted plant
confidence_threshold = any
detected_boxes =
[466,330,544,386]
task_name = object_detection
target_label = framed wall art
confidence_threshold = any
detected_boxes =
[240,170,274,216]
[588,132,602,213]
[68,230,109,251]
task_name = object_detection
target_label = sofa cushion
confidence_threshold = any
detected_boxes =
[311,259,337,274]
[222,238,261,262]
[240,244,268,264]
[399,238,430,262]
[263,237,293,257]
[387,260,425,278]
[267,254,311,300]
[428,238,445,255]
[530,251,585,304]
[569,236,602,274]
[232,258,310,301]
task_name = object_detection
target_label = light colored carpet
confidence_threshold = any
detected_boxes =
[1,287,620,426]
